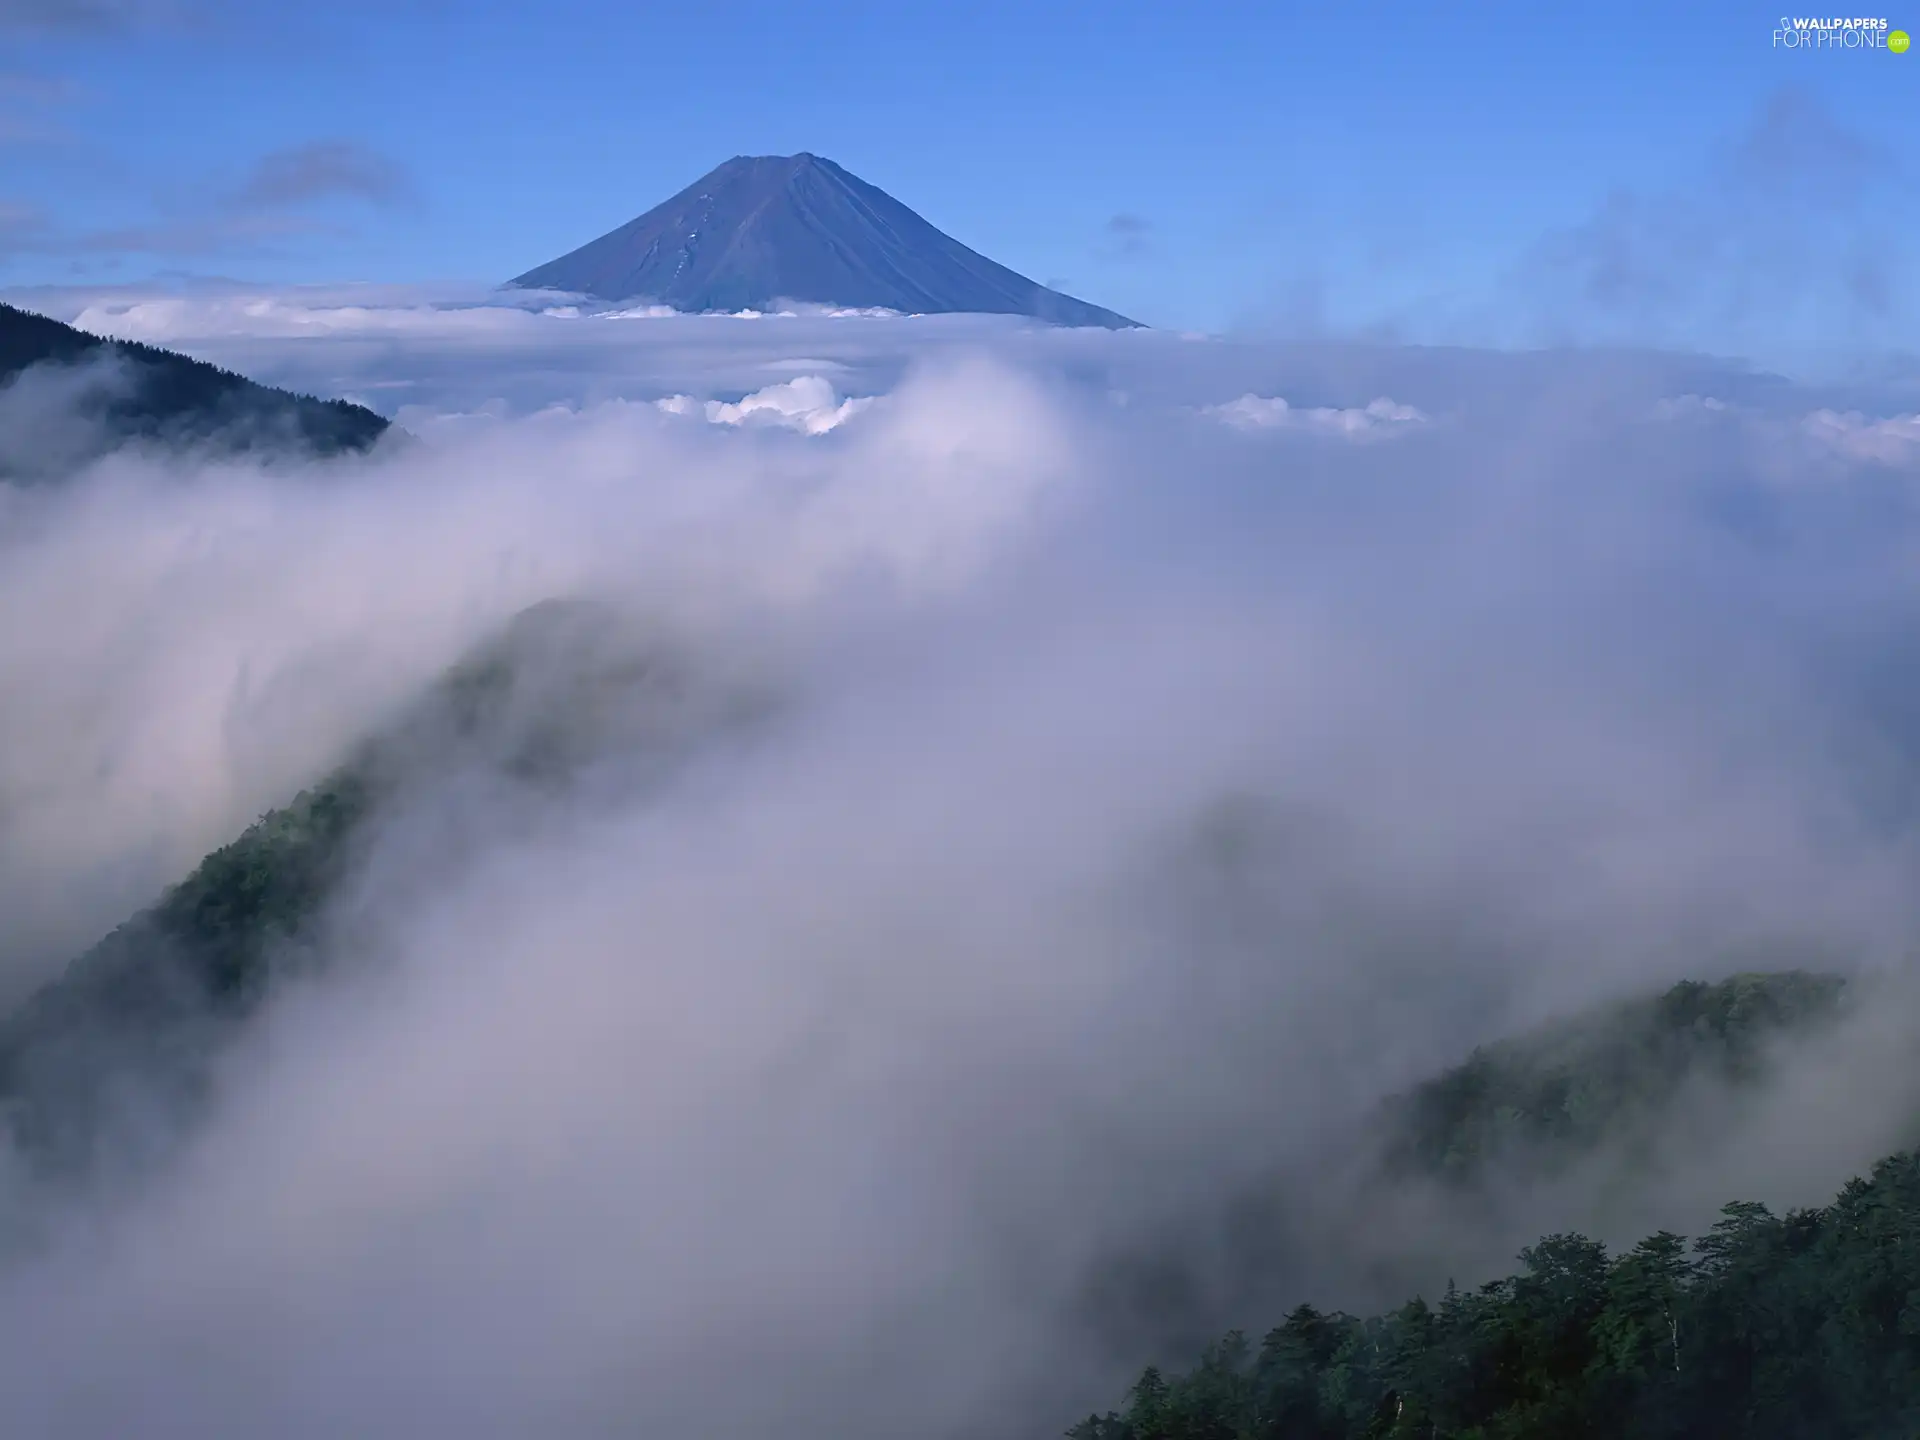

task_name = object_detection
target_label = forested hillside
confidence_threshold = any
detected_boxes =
[0,601,766,1186]
[0,588,1896,1440]
[0,301,388,472]
[1070,1143,1920,1439]
[0,773,370,1181]
[1378,971,1852,1184]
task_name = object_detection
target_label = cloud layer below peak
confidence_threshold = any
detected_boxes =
[5,285,1920,1437]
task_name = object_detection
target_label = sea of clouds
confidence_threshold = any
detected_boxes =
[2,288,1920,1437]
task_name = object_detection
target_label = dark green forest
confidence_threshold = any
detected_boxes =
[0,773,370,1178]
[0,301,389,469]
[0,601,751,1183]
[0,611,573,1178]
[1070,1142,1920,1440]
[0,597,1911,1437]
[1066,972,1920,1440]
[1378,971,1851,1184]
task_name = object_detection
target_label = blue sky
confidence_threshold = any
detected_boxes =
[0,0,1913,361]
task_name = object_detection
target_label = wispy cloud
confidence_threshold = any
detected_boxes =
[1205,392,1427,438]
[0,0,185,31]
[231,140,416,213]
[0,69,84,151]
[1100,211,1152,262]
[0,138,419,263]
[1511,87,1919,359]
[0,200,49,240]
[75,211,342,258]
[0,72,79,103]
[1802,408,1920,464]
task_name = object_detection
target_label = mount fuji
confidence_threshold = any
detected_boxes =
[510,153,1139,328]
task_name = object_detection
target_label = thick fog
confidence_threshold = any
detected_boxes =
[3,296,1920,1436]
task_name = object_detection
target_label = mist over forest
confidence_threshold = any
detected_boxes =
[0,271,1914,1437]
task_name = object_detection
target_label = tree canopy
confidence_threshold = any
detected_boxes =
[1072,1147,1920,1440]
[0,301,389,472]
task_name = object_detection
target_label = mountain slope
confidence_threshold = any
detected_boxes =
[0,301,389,474]
[510,152,1140,328]
[1072,967,1862,1369]
[0,601,774,1189]
[1378,971,1852,1184]
[0,773,370,1184]
[1070,1147,1920,1440]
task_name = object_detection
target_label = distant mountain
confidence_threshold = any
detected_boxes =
[510,152,1140,328]
[0,301,388,476]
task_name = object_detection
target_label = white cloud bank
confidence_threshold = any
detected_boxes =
[657,374,873,434]
[1205,393,1427,437]
[1646,394,1920,470]
[1803,408,1920,465]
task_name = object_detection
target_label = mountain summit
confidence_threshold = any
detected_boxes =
[509,153,1139,328]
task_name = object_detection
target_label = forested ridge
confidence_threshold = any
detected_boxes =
[1060,972,1902,1438]
[0,774,370,1178]
[0,591,1903,1437]
[1378,971,1851,1184]
[0,300,388,465]
[0,610,578,1177]
[0,601,759,1184]
[1070,1141,1920,1439]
